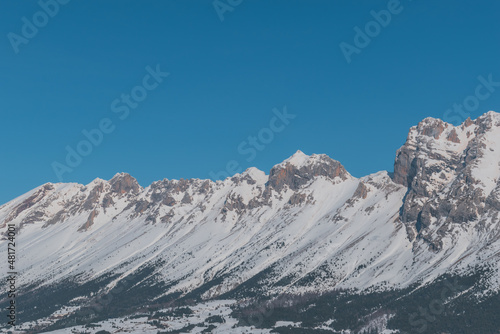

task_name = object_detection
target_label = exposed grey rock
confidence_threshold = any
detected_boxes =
[78,209,97,232]
[4,183,54,224]
[181,193,193,204]
[393,112,500,251]
[288,193,306,206]
[109,173,141,195]
[267,154,348,192]
[82,182,104,211]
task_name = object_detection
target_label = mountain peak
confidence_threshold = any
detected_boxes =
[268,151,350,191]
[279,150,336,169]
[109,172,141,194]
[110,172,134,180]
[282,149,309,167]
[240,167,267,181]
[476,110,500,125]
[483,110,498,117]
[413,117,450,140]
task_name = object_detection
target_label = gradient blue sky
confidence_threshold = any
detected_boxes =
[1,0,500,204]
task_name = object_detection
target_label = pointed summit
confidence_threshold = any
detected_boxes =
[109,173,141,194]
[241,167,267,181]
[292,149,306,156]
[268,150,350,191]
[278,150,344,170]
[282,150,309,167]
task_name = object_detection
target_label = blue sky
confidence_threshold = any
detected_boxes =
[1,0,500,204]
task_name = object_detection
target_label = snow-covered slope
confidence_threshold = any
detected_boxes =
[1,111,500,333]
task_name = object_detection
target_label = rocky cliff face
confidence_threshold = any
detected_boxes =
[393,111,500,251]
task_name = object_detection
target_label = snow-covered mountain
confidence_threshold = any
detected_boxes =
[2,111,500,333]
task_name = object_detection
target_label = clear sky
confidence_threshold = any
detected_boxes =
[1,0,500,204]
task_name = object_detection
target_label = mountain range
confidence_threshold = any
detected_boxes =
[1,111,500,333]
